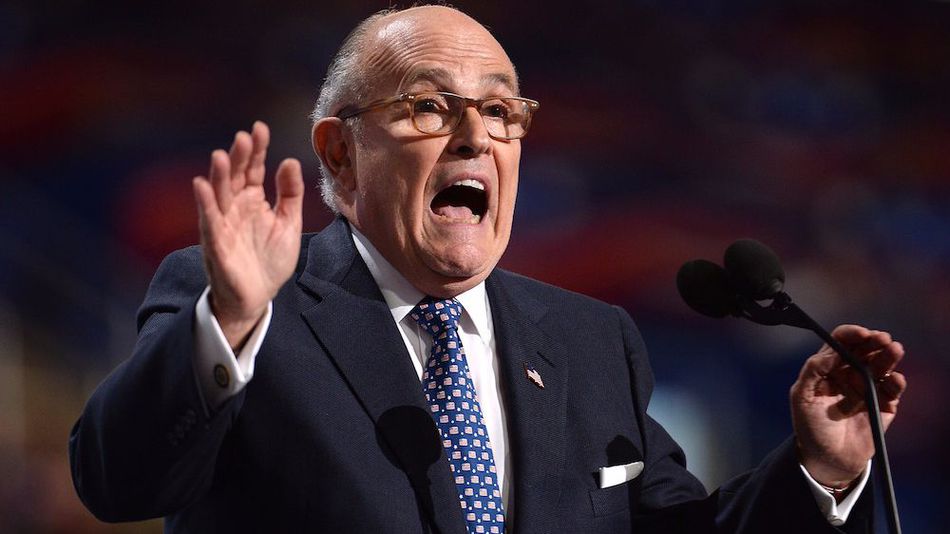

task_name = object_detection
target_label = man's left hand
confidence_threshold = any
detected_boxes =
[790,324,906,489]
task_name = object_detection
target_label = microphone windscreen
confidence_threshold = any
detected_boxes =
[723,239,785,300]
[676,259,739,318]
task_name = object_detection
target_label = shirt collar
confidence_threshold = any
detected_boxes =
[350,227,493,342]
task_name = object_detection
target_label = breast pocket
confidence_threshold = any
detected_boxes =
[590,464,643,516]
[590,482,630,517]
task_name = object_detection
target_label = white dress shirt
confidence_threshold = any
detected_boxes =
[189,229,866,525]
[349,228,511,508]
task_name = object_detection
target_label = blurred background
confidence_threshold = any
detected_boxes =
[0,0,946,532]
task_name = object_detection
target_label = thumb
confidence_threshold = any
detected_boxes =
[274,158,304,223]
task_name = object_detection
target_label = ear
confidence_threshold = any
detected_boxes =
[313,117,355,195]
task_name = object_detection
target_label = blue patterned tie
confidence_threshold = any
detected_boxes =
[411,297,505,534]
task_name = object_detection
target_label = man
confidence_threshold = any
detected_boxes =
[69,6,906,533]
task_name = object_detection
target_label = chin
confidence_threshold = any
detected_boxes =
[430,256,488,279]
[424,246,497,282]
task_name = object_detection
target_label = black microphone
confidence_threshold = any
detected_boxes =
[677,239,902,534]
[677,240,796,327]
[723,239,785,300]
[675,259,739,318]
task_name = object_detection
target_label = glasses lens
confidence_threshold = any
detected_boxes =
[479,98,529,139]
[409,93,534,139]
[410,93,462,134]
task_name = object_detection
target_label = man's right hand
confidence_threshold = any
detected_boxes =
[192,121,304,350]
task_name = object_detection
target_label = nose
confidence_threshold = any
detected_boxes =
[447,106,492,157]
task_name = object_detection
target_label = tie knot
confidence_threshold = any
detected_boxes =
[411,297,462,335]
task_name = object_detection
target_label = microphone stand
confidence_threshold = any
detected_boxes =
[734,292,901,534]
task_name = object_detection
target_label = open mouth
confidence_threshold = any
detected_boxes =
[430,179,488,224]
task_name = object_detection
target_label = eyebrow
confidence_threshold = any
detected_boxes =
[400,67,519,95]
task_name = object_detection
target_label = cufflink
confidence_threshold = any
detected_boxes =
[213,364,230,388]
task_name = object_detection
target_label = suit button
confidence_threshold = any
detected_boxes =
[213,364,230,388]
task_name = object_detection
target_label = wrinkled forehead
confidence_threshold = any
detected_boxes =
[360,9,520,97]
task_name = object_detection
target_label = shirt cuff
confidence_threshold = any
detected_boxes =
[193,286,273,410]
[799,460,872,526]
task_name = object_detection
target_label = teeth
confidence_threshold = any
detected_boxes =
[434,213,482,224]
[452,179,485,191]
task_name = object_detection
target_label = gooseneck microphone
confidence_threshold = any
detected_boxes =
[723,239,786,301]
[676,259,739,318]
[677,239,901,534]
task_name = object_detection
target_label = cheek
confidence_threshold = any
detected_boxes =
[395,145,447,211]
[357,164,426,237]
[497,146,521,210]
[356,149,414,206]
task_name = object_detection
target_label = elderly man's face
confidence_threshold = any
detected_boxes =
[332,8,522,297]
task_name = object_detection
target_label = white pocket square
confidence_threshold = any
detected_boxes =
[598,461,644,489]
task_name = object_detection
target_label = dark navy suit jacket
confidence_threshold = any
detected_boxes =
[69,218,872,533]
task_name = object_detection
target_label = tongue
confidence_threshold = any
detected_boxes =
[432,203,474,220]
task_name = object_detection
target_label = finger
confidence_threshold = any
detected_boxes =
[830,324,872,346]
[828,363,868,400]
[209,149,232,212]
[798,347,841,381]
[246,121,270,186]
[792,349,849,400]
[829,325,901,372]
[193,176,222,233]
[824,340,904,406]
[865,340,904,379]
[798,332,878,396]
[274,158,304,222]
[878,371,907,413]
[228,130,253,192]
[852,330,893,357]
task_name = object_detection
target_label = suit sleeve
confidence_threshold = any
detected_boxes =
[613,306,875,534]
[68,246,248,522]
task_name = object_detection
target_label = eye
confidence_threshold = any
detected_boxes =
[481,99,512,120]
[412,94,450,114]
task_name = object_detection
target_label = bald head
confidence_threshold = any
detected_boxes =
[360,6,518,98]
[311,6,519,212]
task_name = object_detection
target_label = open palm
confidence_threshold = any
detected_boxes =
[192,121,304,349]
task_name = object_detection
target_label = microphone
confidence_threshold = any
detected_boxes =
[675,259,738,318]
[676,239,902,534]
[723,239,785,300]
[678,240,803,328]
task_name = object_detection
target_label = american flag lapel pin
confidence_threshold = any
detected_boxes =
[524,363,545,389]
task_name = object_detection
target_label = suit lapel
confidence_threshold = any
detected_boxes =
[295,219,467,534]
[487,272,570,534]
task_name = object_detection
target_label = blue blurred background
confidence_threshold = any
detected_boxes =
[0,1,946,532]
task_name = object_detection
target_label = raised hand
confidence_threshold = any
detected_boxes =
[192,121,304,350]
[790,324,906,489]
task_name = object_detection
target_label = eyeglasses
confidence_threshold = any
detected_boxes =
[336,91,540,140]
